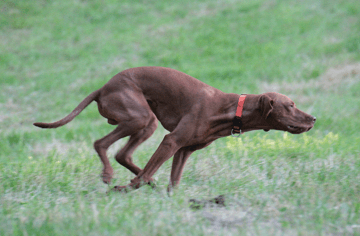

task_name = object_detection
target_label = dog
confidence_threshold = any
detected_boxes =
[34,67,316,192]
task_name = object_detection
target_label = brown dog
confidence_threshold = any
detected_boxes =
[34,67,316,191]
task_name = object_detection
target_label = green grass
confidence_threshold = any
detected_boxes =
[1,0,360,235]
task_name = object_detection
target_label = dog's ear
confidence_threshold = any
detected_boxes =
[259,94,274,119]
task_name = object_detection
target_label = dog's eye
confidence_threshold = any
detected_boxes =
[290,104,294,108]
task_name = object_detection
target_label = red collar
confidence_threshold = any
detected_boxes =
[236,95,246,117]
[232,95,246,135]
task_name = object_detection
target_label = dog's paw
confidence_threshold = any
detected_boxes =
[130,176,155,189]
[109,179,156,194]
[101,170,113,184]
[148,180,156,189]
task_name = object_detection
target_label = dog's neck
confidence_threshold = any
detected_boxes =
[219,94,272,136]
[239,94,273,133]
[205,93,272,140]
[231,94,247,134]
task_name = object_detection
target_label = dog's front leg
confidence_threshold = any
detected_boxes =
[167,148,194,192]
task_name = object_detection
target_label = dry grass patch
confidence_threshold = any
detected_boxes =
[260,63,360,100]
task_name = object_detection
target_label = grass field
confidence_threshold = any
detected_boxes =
[1,0,360,235]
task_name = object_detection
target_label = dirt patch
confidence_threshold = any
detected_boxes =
[190,195,226,209]
[260,63,360,94]
[318,63,360,89]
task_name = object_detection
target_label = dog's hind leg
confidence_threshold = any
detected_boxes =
[115,114,158,175]
[113,114,197,192]
[94,88,155,184]
[94,126,131,184]
[94,114,153,184]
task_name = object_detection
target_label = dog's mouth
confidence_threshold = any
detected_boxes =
[287,124,313,134]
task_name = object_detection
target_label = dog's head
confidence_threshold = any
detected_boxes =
[259,92,316,134]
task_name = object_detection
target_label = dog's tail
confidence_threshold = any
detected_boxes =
[33,90,100,129]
